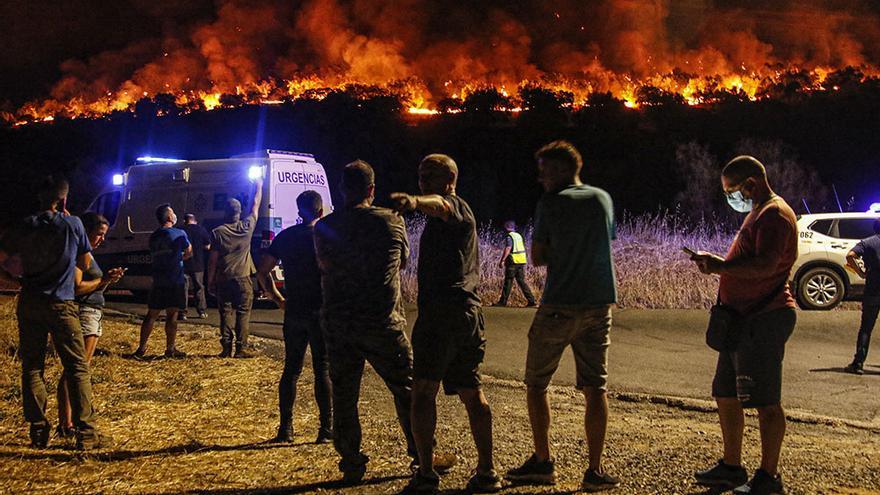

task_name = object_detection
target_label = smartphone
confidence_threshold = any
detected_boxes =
[681,246,698,257]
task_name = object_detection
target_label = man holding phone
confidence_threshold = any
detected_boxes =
[689,156,797,495]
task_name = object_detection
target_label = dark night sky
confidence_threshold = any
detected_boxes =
[2,0,879,108]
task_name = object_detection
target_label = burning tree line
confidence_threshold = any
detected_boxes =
[5,65,880,127]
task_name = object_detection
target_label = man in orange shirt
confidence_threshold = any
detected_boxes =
[690,156,798,495]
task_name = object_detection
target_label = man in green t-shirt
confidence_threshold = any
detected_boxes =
[506,141,620,492]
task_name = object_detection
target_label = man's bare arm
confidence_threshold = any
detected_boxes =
[250,177,264,219]
[847,251,867,279]
[390,193,451,222]
[499,245,512,267]
[182,244,193,261]
[207,250,220,292]
[256,253,285,308]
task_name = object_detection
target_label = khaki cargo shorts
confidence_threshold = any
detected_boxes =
[524,304,612,391]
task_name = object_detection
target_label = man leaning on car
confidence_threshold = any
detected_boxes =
[844,218,880,375]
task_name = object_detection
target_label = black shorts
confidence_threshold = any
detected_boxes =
[412,304,486,395]
[712,307,796,408]
[148,284,187,311]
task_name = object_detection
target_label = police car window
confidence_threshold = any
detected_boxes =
[808,219,833,235]
[836,219,877,240]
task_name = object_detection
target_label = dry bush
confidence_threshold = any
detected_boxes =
[401,211,733,309]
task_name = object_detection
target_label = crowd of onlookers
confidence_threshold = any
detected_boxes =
[2,140,879,495]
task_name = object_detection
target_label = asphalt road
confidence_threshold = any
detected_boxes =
[105,296,880,425]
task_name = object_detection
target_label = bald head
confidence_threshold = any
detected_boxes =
[419,154,458,195]
[722,156,767,184]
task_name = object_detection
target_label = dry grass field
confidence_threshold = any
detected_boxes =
[0,295,878,494]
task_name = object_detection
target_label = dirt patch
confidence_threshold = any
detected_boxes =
[0,296,878,494]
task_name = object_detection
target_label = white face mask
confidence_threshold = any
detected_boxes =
[170,212,178,225]
[725,190,753,213]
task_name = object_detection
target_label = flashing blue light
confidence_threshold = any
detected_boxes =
[248,165,264,181]
[136,156,184,163]
[869,202,880,213]
[112,174,124,186]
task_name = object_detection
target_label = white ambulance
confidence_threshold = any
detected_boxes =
[86,150,334,295]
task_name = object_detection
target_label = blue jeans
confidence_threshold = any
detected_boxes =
[853,297,880,365]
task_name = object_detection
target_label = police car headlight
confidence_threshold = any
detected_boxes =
[248,165,264,181]
[112,174,124,186]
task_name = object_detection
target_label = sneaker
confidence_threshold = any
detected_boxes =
[505,454,556,485]
[29,423,51,449]
[733,469,785,495]
[197,312,208,319]
[315,427,333,444]
[131,348,147,361]
[341,463,367,486]
[695,459,748,488]
[76,431,111,451]
[844,362,865,375]
[218,346,232,358]
[582,469,621,492]
[177,312,188,321]
[164,348,187,359]
[269,425,293,443]
[55,424,75,439]
[404,469,440,494]
[410,452,458,475]
[234,347,255,359]
[467,469,503,493]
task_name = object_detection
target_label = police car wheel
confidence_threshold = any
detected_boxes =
[797,267,845,310]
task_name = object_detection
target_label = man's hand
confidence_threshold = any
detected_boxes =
[103,267,125,285]
[691,251,725,275]
[390,192,418,213]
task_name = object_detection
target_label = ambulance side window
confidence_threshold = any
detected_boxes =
[93,191,121,227]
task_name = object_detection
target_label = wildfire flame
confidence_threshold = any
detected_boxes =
[6,0,880,126]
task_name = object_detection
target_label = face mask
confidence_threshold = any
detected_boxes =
[726,190,753,213]
[170,213,178,225]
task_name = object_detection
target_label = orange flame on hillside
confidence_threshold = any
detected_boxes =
[6,0,880,126]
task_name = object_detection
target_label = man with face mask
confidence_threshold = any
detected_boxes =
[134,203,192,359]
[690,156,798,495]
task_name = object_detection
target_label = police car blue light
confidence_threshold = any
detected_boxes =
[869,202,880,213]
[112,174,124,186]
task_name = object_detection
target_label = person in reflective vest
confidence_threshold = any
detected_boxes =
[494,220,537,307]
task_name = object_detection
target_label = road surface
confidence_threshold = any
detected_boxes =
[105,296,880,425]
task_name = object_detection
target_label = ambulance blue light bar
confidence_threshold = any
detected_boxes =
[112,174,124,186]
[869,202,880,213]
[136,156,185,163]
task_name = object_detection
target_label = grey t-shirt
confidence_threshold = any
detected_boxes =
[533,184,617,307]
[211,213,258,281]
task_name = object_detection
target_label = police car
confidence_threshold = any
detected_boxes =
[792,208,880,310]
[86,150,334,296]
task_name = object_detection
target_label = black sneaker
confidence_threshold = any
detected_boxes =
[29,423,51,448]
[844,362,865,375]
[269,425,293,443]
[582,469,621,492]
[197,312,208,319]
[315,427,333,444]
[341,463,367,486]
[404,469,440,494]
[76,431,111,451]
[55,424,75,439]
[695,460,748,488]
[505,454,556,485]
[164,348,187,359]
[234,348,255,359]
[177,312,188,321]
[131,348,147,361]
[733,469,785,495]
[467,469,503,493]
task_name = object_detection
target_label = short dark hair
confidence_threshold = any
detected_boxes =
[296,190,323,216]
[874,218,880,235]
[155,203,172,224]
[535,140,583,174]
[37,175,69,209]
[81,212,109,233]
[342,160,375,200]
[184,213,196,223]
[722,156,767,183]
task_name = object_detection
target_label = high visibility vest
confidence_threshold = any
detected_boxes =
[508,231,527,265]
